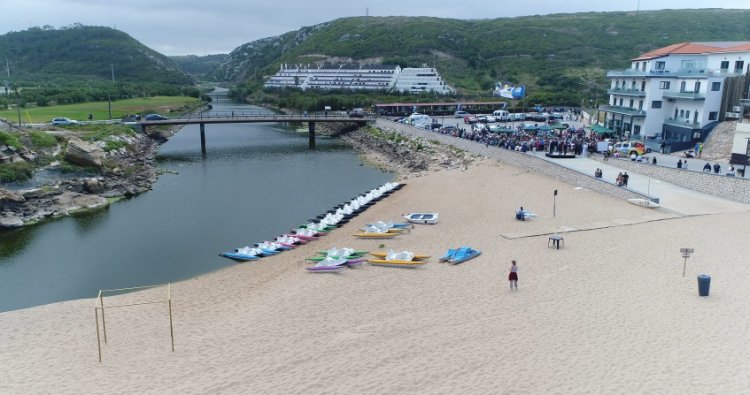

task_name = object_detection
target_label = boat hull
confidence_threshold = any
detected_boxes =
[369,252,430,260]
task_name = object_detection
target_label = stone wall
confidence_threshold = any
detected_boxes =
[590,156,750,204]
[375,119,651,202]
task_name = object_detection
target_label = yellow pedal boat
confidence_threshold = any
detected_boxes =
[367,259,427,267]
[369,252,430,260]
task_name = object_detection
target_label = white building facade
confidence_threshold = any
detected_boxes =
[264,64,453,95]
[603,42,750,152]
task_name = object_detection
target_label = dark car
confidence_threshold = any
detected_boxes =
[144,114,168,121]
[348,108,365,118]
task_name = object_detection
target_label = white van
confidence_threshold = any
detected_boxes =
[407,113,431,125]
[492,110,509,121]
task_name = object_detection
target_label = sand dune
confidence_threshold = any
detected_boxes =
[1,160,749,394]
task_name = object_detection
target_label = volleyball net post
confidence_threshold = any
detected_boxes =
[93,283,174,362]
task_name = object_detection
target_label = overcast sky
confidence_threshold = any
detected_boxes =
[2,0,750,56]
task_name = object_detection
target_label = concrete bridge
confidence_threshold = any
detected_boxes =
[138,112,375,155]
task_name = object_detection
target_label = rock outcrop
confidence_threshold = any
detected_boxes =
[65,137,106,168]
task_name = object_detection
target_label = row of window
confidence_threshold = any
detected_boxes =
[649,60,745,72]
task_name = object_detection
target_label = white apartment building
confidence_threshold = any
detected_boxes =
[265,64,453,95]
[391,67,453,95]
[603,42,750,152]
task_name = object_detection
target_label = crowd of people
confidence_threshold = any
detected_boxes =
[429,118,605,157]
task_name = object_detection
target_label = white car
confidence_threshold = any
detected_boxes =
[51,117,79,126]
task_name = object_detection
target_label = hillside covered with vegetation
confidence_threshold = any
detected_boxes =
[170,54,228,78]
[0,25,198,109]
[216,9,750,107]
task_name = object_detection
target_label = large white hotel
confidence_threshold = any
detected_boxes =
[264,64,453,95]
[602,41,750,152]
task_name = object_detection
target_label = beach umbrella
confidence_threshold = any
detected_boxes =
[551,124,567,130]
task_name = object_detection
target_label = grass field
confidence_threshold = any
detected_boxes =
[0,96,202,124]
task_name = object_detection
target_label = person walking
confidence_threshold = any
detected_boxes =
[508,260,519,290]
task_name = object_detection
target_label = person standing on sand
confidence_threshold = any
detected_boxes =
[508,260,519,290]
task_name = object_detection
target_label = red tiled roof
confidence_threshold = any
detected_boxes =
[633,41,750,60]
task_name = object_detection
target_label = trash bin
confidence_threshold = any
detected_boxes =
[697,274,711,297]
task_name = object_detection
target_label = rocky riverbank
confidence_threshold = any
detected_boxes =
[340,124,479,177]
[0,122,186,229]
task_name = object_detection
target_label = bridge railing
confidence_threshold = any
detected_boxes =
[168,111,377,121]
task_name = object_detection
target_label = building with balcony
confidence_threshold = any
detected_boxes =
[264,64,453,95]
[602,42,750,152]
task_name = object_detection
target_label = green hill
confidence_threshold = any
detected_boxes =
[215,9,750,102]
[170,54,228,78]
[0,24,193,87]
[0,24,199,109]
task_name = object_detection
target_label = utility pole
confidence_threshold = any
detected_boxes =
[6,59,21,127]
[107,63,114,120]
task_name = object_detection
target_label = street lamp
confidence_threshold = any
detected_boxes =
[680,248,694,277]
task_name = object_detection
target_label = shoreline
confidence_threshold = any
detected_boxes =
[0,106,207,229]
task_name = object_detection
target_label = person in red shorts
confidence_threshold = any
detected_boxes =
[508,260,519,290]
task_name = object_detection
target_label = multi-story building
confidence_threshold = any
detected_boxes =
[391,67,453,95]
[603,42,750,152]
[264,64,453,95]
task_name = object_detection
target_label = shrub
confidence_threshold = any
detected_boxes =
[0,131,23,150]
[0,162,34,182]
[104,140,126,152]
[29,131,58,148]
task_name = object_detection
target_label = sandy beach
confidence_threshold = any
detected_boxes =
[2,158,750,394]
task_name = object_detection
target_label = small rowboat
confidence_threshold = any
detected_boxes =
[352,232,399,239]
[367,259,427,268]
[369,252,430,260]
[403,212,439,224]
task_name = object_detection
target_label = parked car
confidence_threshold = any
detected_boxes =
[144,114,168,121]
[348,108,366,117]
[613,141,649,156]
[454,110,469,118]
[51,117,79,125]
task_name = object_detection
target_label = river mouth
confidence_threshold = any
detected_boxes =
[0,94,392,313]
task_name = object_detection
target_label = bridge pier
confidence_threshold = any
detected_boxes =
[200,123,206,156]
[308,122,316,149]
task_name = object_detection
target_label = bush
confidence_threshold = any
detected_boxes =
[29,131,58,148]
[0,131,23,150]
[104,140,126,152]
[0,162,34,182]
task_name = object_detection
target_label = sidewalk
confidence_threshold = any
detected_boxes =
[531,152,749,215]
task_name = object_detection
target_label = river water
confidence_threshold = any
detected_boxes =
[0,91,392,312]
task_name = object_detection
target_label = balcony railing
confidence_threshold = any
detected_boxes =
[663,118,701,129]
[662,91,706,100]
[607,68,743,78]
[600,105,647,117]
[607,88,646,97]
